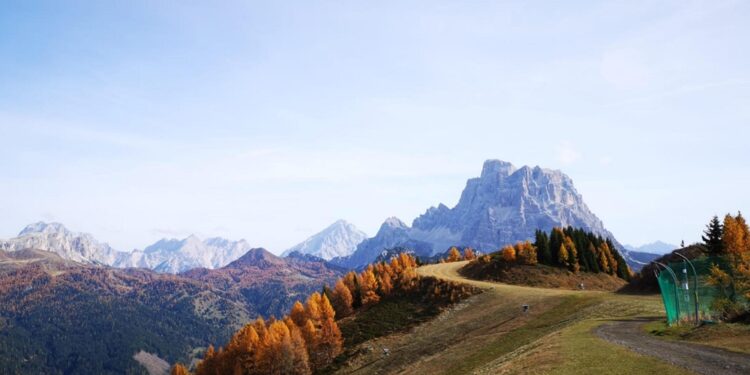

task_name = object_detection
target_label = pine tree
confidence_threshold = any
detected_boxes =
[702,215,724,254]
[534,230,552,265]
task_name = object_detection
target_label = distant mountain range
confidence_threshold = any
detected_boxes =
[624,241,677,255]
[0,220,366,274]
[336,160,642,269]
[2,159,644,272]
[0,222,260,273]
[281,219,367,260]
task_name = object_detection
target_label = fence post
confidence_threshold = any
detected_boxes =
[674,251,700,325]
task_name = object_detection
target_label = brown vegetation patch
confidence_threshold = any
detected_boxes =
[460,262,627,291]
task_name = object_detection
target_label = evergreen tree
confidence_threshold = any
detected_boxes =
[534,230,552,265]
[702,215,724,254]
[549,228,564,266]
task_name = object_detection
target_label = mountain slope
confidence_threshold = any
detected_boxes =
[282,220,367,260]
[182,248,344,319]
[0,249,251,375]
[0,222,126,265]
[0,247,342,374]
[342,160,631,268]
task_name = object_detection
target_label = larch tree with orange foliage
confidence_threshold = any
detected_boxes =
[171,364,189,375]
[358,267,380,306]
[501,245,516,263]
[447,247,462,262]
[463,247,476,261]
[330,280,353,318]
[290,301,307,327]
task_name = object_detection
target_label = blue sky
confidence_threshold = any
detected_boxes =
[1,1,748,254]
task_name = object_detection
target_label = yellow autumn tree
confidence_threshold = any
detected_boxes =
[516,241,537,265]
[558,244,569,265]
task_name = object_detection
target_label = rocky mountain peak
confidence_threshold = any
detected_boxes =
[480,159,517,179]
[342,159,630,268]
[380,217,408,232]
[226,248,284,269]
[282,220,367,261]
[19,222,71,236]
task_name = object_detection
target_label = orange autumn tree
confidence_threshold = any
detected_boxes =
[501,245,517,262]
[171,364,190,375]
[358,267,380,306]
[447,247,462,262]
[463,247,476,261]
[330,279,353,318]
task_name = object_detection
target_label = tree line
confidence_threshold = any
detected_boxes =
[173,253,464,374]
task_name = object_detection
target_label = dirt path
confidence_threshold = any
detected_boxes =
[596,320,750,375]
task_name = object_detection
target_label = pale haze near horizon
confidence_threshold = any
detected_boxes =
[1,1,748,254]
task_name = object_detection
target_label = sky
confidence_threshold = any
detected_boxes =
[1,1,749,254]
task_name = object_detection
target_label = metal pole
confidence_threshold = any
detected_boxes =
[674,251,700,325]
[656,262,681,324]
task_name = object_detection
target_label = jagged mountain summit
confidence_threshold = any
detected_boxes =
[114,235,255,273]
[342,160,631,268]
[0,222,125,265]
[282,220,367,260]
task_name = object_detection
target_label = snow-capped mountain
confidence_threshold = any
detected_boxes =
[341,160,636,268]
[0,222,125,265]
[282,220,367,260]
[114,235,255,274]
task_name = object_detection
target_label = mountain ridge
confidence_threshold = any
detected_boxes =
[340,159,634,269]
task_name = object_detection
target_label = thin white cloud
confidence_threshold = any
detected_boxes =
[556,141,582,165]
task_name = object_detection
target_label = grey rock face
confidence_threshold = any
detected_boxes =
[413,160,615,252]
[0,222,125,265]
[343,160,627,268]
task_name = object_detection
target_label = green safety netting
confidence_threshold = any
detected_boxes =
[655,256,741,325]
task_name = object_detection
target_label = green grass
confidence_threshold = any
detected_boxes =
[444,295,598,374]
[338,296,441,347]
[553,320,687,375]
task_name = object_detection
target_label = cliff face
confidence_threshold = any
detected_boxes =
[344,160,624,268]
